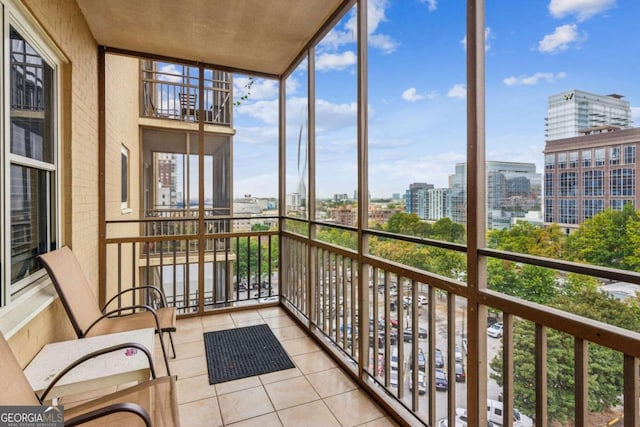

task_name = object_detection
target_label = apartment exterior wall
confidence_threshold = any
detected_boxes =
[8,0,99,362]
[543,127,640,231]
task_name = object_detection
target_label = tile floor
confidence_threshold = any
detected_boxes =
[161,307,399,426]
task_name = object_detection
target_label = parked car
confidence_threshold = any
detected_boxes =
[438,408,497,427]
[455,362,466,382]
[435,368,448,391]
[417,295,428,305]
[403,327,428,341]
[434,347,444,368]
[455,344,463,362]
[487,322,504,338]
[409,348,426,371]
[409,369,427,395]
[487,399,533,427]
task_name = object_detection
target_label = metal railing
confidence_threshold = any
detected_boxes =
[104,216,278,314]
[279,222,640,427]
[140,62,231,126]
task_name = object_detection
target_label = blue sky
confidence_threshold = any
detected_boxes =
[231,0,640,200]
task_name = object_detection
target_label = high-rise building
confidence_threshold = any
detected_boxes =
[545,90,632,141]
[449,161,541,229]
[404,182,434,219]
[543,127,640,233]
[426,188,450,221]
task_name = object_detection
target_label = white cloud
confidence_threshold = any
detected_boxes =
[236,99,279,125]
[234,77,279,101]
[402,87,438,102]
[421,0,437,12]
[157,64,185,83]
[447,84,466,99]
[321,0,398,54]
[316,51,357,71]
[503,71,567,86]
[538,24,584,53]
[460,27,492,52]
[549,0,616,21]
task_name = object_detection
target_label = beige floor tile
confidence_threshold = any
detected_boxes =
[215,376,262,395]
[169,355,207,379]
[171,326,204,344]
[203,322,237,332]
[277,400,341,427]
[306,367,358,397]
[235,318,266,328]
[263,315,297,329]
[270,325,308,341]
[218,386,274,425]
[280,336,320,356]
[291,351,336,375]
[324,389,384,426]
[230,310,262,323]
[226,412,283,427]
[258,307,287,319]
[179,397,222,426]
[176,317,203,330]
[176,373,215,404]
[259,367,302,385]
[356,416,400,426]
[264,376,320,410]
[201,313,234,329]
[173,340,205,360]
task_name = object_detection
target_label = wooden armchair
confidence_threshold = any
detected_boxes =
[39,246,177,376]
[0,331,180,426]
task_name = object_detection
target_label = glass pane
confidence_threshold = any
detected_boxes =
[314,5,358,227]
[10,165,51,284]
[367,1,466,242]
[285,59,308,219]
[10,27,54,163]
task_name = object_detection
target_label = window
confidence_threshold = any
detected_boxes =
[609,146,620,165]
[583,199,604,220]
[560,199,577,224]
[559,172,577,196]
[544,199,553,223]
[610,199,634,211]
[569,151,578,168]
[595,148,605,166]
[3,20,60,304]
[583,170,604,196]
[610,168,635,196]
[544,154,554,169]
[544,173,553,196]
[624,145,635,164]
[557,152,567,169]
[582,150,591,167]
[121,145,129,210]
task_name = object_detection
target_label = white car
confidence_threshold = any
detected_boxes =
[487,322,504,338]
[437,408,497,427]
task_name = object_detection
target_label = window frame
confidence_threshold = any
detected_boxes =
[121,144,130,212]
[1,3,62,307]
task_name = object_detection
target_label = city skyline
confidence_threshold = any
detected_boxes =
[231,0,640,199]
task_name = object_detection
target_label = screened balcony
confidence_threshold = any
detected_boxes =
[4,0,638,426]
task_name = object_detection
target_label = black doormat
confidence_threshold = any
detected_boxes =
[203,324,295,384]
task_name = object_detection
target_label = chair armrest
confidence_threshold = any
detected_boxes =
[101,286,169,312]
[85,304,160,336]
[65,402,151,427]
[38,342,157,403]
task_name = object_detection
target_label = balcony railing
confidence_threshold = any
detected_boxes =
[103,216,640,425]
[140,62,231,126]
[105,216,278,314]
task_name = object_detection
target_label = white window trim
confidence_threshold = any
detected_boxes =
[0,0,65,324]
[121,144,131,212]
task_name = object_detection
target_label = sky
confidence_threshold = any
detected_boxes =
[231,0,640,200]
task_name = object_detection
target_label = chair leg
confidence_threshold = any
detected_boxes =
[168,331,177,359]
[156,331,172,377]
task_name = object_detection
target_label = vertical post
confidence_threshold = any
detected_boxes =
[198,64,205,314]
[466,0,487,425]
[278,76,286,304]
[98,46,106,307]
[308,48,316,321]
[356,0,370,381]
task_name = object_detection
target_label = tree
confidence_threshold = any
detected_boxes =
[487,222,565,258]
[487,259,557,305]
[386,212,431,237]
[565,205,638,269]
[430,217,466,243]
